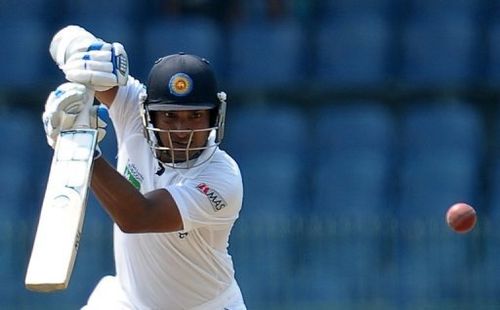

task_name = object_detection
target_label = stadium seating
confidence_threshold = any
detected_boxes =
[396,100,484,303]
[237,154,304,218]
[394,226,473,304]
[236,0,271,21]
[398,154,480,219]
[398,100,484,219]
[226,20,305,91]
[67,0,138,20]
[61,17,138,53]
[315,14,393,88]
[399,14,479,88]
[224,102,308,161]
[299,151,395,304]
[311,102,396,217]
[482,103,500,299]
[0,20,49,88]
[312,102,395,157]
[224,102,309,212]
[320,0,396,19]
[407,0,482,19]
[142,18,223,82]
[5,0,500,308]
[298,102,397,304]
[481,158,500,300]
[290,224,386,304]
[0,108,46,218]
[400,100,484,159]
[0,0,54,21]
[0,107,45,305]
[232,151,305,300]
[313,153,392,218]
[225,103,308,307]
[486,17,500,85]
[395,154,480,302]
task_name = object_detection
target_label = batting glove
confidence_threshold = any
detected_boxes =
[49,25,129,91]
[43,83,107,149]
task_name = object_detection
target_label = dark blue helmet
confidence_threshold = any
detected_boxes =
[141,53,227,168]
[145,53,219,110]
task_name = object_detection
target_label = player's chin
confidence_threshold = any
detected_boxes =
[159,150,201,163]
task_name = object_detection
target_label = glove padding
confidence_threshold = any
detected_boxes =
[43,82,107,148]
[49,25,129,91]
[62,42,128,91]
[50,25,97,66]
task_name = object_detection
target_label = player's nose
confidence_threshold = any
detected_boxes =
[170,126,191,140]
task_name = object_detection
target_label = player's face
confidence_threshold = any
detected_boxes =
[151,110,212,163]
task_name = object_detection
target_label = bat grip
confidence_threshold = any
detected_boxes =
[73,88,95,129]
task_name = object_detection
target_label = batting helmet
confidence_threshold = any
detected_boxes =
[141,53,227,168]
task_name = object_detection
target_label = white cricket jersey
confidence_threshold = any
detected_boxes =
[107,77,244,309]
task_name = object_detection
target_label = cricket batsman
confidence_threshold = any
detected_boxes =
[43,25,246,309]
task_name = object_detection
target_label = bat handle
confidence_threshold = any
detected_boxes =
[73,88,95,129]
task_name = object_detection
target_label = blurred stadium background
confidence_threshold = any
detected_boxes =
[2,0,500,308]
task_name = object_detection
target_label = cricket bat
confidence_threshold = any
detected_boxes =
[25,88,97,292]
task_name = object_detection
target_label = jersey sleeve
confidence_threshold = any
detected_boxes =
[107,76,147,148]
[166,161,243,232]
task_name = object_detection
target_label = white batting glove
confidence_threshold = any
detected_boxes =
[43,83,107,148]
[49,25,129,91]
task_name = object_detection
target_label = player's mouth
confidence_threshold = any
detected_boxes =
[171,142,189,149]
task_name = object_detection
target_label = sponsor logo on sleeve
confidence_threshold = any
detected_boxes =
[196,183,227,212]
[124,161,144,191]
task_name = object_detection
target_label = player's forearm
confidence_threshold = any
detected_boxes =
[95,86,118,108]
[90,157,183,233]
[90,157,151,232]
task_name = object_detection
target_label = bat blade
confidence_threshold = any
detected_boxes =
[25,128,97,292]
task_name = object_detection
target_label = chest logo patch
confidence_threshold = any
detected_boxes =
[196,183,227,212]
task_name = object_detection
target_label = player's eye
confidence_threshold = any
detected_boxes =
[191,111,203,119]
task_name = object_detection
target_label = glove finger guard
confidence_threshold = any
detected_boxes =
[42,83,94,148]
[50,25,129,91]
